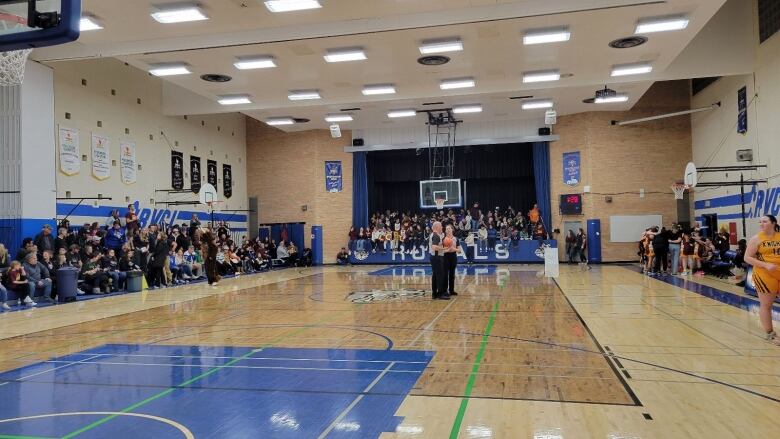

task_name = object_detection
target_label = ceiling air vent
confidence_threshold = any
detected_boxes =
[608,36,648,49]
[293,118,310,124]
[417,55,451,66]
[201,74,232,83]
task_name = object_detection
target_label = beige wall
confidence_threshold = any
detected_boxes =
[552,81,693,261]
[246,120,352,263]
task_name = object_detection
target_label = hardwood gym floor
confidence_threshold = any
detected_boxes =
[0,264,777,438]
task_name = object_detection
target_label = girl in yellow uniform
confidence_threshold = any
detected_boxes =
[744,214,780,345]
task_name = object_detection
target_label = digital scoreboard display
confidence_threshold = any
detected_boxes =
[560,194,582,215]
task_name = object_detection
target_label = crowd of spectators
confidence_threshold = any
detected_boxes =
[0,205,303,309]
[344,202,548,261]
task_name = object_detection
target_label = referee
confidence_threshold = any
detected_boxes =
[429,221,448,300]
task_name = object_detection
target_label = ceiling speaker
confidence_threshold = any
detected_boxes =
[538,127,551,136]
[352,138,364,147]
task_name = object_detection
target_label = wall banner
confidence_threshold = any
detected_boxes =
[207,159,218,189]
[563,151,580,186]
[171,151,184,190]
[737,86,748,134]
[190,155,201,194]
[91,132,111,180]
[325,160,343,192]
[58,126,80,176]
[120,141,137,185]
[223,164,233,199]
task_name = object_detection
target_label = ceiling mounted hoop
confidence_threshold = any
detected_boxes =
[671,183,689,200]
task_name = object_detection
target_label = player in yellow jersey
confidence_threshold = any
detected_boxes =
[744,215,780,345]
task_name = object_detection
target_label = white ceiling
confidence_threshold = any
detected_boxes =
[32,0,741,131]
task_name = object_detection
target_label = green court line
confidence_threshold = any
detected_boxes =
[59,310,350,439]
[448,300,499,439]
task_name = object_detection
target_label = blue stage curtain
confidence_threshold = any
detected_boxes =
[532,142,552,229]
[352,152,369,228]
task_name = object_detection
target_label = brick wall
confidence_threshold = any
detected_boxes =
[551,80,693,261]
[246,119,352,263]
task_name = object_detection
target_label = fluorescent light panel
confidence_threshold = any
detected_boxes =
[80,16,103,31]
[522,70,560,83]
[419,39,463,54]
[387,109,417,118]
[611,63,653,77]
[362,84,396,95]
[150,4,208,23]
[635,15,689,34]
[264,0,322,13]
[288,90,321,100]
[149,63,191,76]
[265,117,295,126]
[522,100,554,110]
[440,77,475,90]
[234,56,277,70]
[523,27,570,45]
[324,48,366,63]
[595,94,629,104]
[325,114,353,122]
[217,94,252,105]
[452,104,482,114]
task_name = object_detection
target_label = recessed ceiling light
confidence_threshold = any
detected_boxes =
[217,94,252,105]
[264,0,322,13]
[595,94,629,104]
[325,114,353,122]
[149,63,191,76]
[522,70,560,83]
[523,27,570,45]
[635,15,689,34]
[362,84,396,95]
[265,117,295,126]
[419,39,463,54]
[150,4,208,24]
[440,77,475,90]
[234,56,277,70]
[324,48,366,63]
[80,16,103,31]
[387,109,417,118]
[288,90,321,101]
[522,100,554,110]
[611,62,653,77]
[452,104,482,114]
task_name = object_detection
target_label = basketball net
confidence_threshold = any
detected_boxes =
[0,14,32,86]
[671,183,689,200]
[435,199,445,210]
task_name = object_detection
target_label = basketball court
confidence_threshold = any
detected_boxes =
[1,0,779,438]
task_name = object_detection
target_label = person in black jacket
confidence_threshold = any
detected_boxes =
[202,231,220,286]
[652,227,670,274]
[149,232,169,289]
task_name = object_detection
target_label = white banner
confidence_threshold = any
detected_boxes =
[120,141,137,184]
[91,133,111,180]
[58,126,80,176]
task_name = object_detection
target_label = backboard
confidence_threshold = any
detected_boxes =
[0,0,81,51]
[420,179,462,209]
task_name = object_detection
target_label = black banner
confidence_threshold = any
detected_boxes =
[223,164,233,199]
[190,155,201,194]
[207,159,218,190]
[171,151,184,190]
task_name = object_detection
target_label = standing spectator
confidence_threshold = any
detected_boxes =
[652,227,670,274]
[668,225,683,275]
[125,204,139,236]
[487,224,497,252]
[6,261,35,306]
[33,224,55,257]
[577,228,588,264]
[469,203,480,231]
[23,253,53,302]
[105,209,123,229]
[477,224,488,253]
[443,225,461,296]
[714,227,731,259]
[16,238,33,262]
[104,221,126,255]
[55,227,69,253]
[464,232,475,264]
[566,230,577,263]
[149,232,169,289]
[188,214,201,239]
[680,232,695,275]
[133,229,150,274]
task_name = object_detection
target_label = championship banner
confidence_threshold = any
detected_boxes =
[325,160,342,192]
[58,126,80,176]
[223,164,233,199]
[120,141,137,185]
[91,133,111,180]
[171,151,184,190]
[207,160,218,189]
[190,155,201,194]
[563,151,580,186]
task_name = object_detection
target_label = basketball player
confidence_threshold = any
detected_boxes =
[429,221,448,300]
[744,215,780,345]
[443,225,461,296]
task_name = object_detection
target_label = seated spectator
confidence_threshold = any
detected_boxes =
[487,224,497,252]
[41,251,56,296]
[23,253,53,302]
[101,248,125,292]
[104,221,126,255]
[478,224,488,253]
[67,244,83,269]
[55,227,69,253]
[6,260,35,306]
[168,251,185,284]
[183,245,203,278]
[336,247,350,265]
[15,238,34,262]
[216,246,234,276]
[175,249,195,280]
[0,275,8,310]
[225,246,242,274]
[287,242,299,265]
[0,243,8,272]
[119,249,141,273]
[81,252,109,294]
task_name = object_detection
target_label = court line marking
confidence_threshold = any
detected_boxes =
[406,297,458,348]
[0,412,193,439]
[316,361,396,439]
[58,310,351,439]
[62,352,428,364]
[449,300,499,439]
[0,355,103,388]
[41,360,424,374]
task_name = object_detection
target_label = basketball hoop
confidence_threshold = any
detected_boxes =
[0,14,31,87]
[671,183,689,200]
[435,199,445,210]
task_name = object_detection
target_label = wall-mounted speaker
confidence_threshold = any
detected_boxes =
[736,149,753,162]
[538,127,551,136]
[352,138,364,147]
